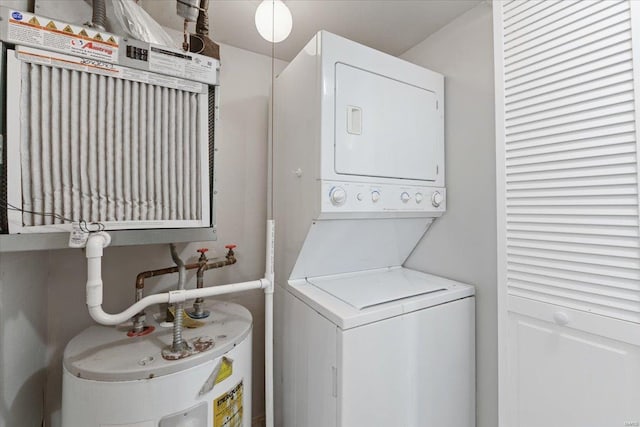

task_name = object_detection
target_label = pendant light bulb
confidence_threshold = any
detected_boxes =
[255,0,293,43]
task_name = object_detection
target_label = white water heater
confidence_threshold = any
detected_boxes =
[62,301,252,427]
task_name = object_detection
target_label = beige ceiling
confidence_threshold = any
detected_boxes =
[140,0,482,61]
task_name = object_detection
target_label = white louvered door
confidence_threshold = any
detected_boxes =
[495,1,640,426]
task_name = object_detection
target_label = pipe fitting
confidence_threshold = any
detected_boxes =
[85,232,111,258]
[260,278,273,292]
[169,289,188,304]
[132,247,237,329]
[84,234,261,327]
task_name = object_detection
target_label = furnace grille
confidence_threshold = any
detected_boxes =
[16,61,206,228]
[500,0,640,323]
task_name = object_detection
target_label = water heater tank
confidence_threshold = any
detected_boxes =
[62,300,252,427]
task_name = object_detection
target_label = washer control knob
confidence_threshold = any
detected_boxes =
[400,192,411,203]
[329,187,347,206]
[371,190,381,203]
[415,193,424,204]
[431,191,444,207]
[356,193,364,201]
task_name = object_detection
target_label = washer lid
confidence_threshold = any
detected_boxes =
[307,268,446,309]
[287,267,475,330]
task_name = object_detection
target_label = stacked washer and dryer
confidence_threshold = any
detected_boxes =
[274,31,475,427]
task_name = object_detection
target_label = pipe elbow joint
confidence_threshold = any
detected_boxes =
[87,306,118,326]
[85,232,112,258]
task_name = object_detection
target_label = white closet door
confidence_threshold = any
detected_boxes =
[494,1,640,426]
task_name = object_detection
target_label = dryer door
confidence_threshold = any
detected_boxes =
[334,63,439,181]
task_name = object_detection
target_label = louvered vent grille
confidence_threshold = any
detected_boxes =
[501,0,640,323]
[18,62,204,227]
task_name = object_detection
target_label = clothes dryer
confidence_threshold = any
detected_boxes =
[273,31,475,427]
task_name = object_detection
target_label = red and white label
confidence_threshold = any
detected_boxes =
[7,10,119,63]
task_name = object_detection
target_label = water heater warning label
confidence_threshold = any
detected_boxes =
[214,380,243,427]
[7,10,119,63]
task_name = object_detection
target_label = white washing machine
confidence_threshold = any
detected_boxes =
[273,31,475,427]
[281,267,475,427]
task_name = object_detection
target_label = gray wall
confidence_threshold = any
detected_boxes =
[0,252,48,427]
[401,4,497,427]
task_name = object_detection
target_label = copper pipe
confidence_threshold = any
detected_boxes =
[183,19,190,52]
[136,263,199,290]
[190,250,210,319]
[134,255,236,291]
[190,247,236,318]
[131,246,237,332]
[196,249,208,291]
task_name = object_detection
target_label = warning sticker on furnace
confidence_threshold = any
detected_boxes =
[7,10,119,63]
[213,380,243,427]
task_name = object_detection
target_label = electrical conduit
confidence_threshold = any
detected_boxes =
[170,243,187,351]
[91,0,107,31]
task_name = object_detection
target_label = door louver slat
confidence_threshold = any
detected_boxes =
[502,0,640,323]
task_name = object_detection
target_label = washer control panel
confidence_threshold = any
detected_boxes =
[322,181,446,213]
